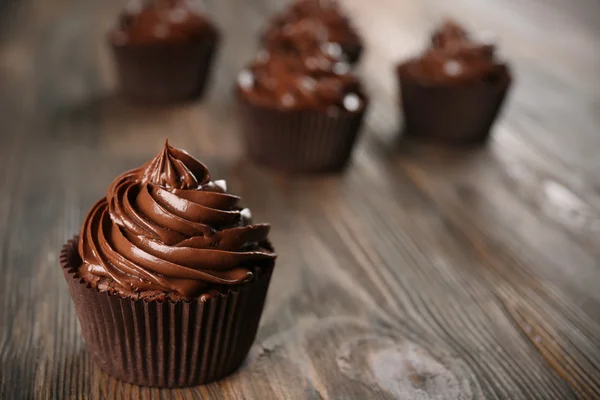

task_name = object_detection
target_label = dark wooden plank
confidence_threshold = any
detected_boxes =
[0,0,599,399]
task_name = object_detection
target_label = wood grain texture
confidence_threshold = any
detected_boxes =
[1,0,599,398]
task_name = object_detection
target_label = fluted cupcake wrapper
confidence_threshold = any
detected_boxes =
[238,98,367,173]
[111,36,219,105]
[60,237,273,388]
[397,64,512,145]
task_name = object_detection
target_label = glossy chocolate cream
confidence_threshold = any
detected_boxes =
[263,18,331,60]
[110,0,217,45]
[237,21,365,112]
[78,141,275,301]
[402,20,505,85]
[265,0,361,60]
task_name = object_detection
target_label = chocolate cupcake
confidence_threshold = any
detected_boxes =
[263,0,363,64]
[236,33,368,173]
[61,141,276,387]
[109,0,220,105]
[397,20,512,144]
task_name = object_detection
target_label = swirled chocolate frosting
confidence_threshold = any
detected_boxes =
[237,49,364,111]
[403,20,504,84]
[237,20,365,112]
[263,18,331,60]
[78,141,275,301]
[265,0,361,57]
[110,0,217,46]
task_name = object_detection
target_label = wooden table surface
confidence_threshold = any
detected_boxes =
[1,0,600,398]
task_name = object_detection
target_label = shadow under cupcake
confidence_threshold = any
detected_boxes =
[61,141,276,387]
[109,0,220,105]
[396,20,512,145]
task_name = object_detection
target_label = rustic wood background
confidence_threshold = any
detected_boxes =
[1,0,599,398]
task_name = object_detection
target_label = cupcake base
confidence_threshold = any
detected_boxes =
[238,98,366,173]
[61,237,273,388]
[111,38,218,105]
[398,64,512,145]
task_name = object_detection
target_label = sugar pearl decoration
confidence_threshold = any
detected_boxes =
[443,60,462,76]
[240,208,252,221]
[214,180,227,192]
[281,93,296,107]
[322,42,342,58]
[305,57,319,70]
[333,62,350,75]
[237,70,254,89]
[343,93,361,112]
[300,76,317,91]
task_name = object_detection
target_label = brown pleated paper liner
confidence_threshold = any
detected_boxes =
[111,33,219,105]
[238,97,367,173]
[60,237,273,388]
[397,64,512,145]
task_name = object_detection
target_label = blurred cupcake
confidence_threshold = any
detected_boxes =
[61,141,276,387]
[109,0,220,104]
[397,20,512,144]
[236,25,368,173]
[263,0,363,64]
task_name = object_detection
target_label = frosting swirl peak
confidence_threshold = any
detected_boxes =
[78,141,275,301]
[142,139,209,189]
